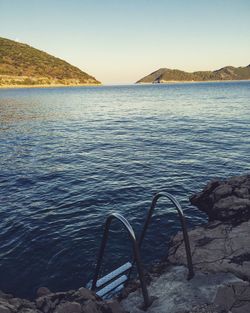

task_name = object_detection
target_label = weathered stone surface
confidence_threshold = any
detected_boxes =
[78,288,96,301]
[176,304,225,313]
[54,301,81,313]
[0,305,12,313]
[190,174,250,222]
[0,294,41,313]
[0,287,125,313]
[105,300,125,313]
[168,220,250,280]
[81,300,99,313]
[0,293,12,301]
[214,281,250,313]
[121,266,241,313]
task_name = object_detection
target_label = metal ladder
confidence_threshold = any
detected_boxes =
[90,192,194,309]
[90,213,152,308]
[139,192,194,280]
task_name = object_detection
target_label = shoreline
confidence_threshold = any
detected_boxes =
[121,173,250,313]
[136,79,250,85]
[0,83,102,89]
[1,79,250,89]
[0,174,249,313]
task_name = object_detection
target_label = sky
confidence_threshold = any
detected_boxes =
[1,0,250,84]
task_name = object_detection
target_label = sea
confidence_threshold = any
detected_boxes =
[0,81,249,298]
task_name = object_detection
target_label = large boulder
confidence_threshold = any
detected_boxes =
[168,220,250,280]
[190,174,250,223]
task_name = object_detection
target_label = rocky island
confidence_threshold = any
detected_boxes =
[136,65,250,84]
[0,174,249,313]
[0,37,101,88]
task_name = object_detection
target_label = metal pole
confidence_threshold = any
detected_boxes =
[91,217,111,290]
[132,240,152,309]
[139,192,194,279]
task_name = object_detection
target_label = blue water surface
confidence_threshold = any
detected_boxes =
[0,82,249,298]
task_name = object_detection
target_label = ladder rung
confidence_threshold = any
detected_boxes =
[96,262,132,288]
[109,283,124,295]
[96,275,128,297]
[101,284,125,300]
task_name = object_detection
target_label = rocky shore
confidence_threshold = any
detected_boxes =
[169,174,250,280]
[122,174,250,313]
[0,287,124,313]
[1,174,250,313]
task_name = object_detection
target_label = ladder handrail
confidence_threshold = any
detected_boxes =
[91,212,152,309]
[138,192,194,280]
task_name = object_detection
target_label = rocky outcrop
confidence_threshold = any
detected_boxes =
[121,266,243,313]
[176,281,250,313]
[168,220,250,280]
[190,174,250,223]
[121,174,250,313]
[0,287,125,313]
[179,304,225,313]
[167,174,250,313]
[168,175,250,280]
[214,280,250,313]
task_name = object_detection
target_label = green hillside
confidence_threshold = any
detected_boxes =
[0,37,100,86]
[137,65,250,84]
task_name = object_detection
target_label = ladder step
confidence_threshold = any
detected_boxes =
[109,283,124,295]
[96,275,128,297]
[100,284,125,300]
[96,262,132,288]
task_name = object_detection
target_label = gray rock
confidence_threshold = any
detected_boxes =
[214,284,235,310]
[36,287,51,298]
[34,286,123,313]
[78,288,96,301]
[81,300,99,313]
[190,174,250,223]
[121,266,241,313]
[54,301,81,313]
[0,293,12,301]
[168,220,250,280]
[214,281,250,313]
[0,305,11,313]
[0,292,41,313]
[105,300,126,313]
[177,304,225,313]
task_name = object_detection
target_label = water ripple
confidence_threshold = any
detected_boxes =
[0,82,250,298]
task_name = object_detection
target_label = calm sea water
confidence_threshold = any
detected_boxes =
[0,82,250,298]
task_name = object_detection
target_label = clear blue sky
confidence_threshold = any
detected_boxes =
[1,0,250,84]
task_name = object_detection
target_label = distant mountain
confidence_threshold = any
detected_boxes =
[0,37,100,87]
[136,65,250,84]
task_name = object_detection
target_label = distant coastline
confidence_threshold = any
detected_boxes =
[1,80,250,89]
[0,37,101,87]
[137,65,250,84]
[0,83,102,89]
[136,79,250,85]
